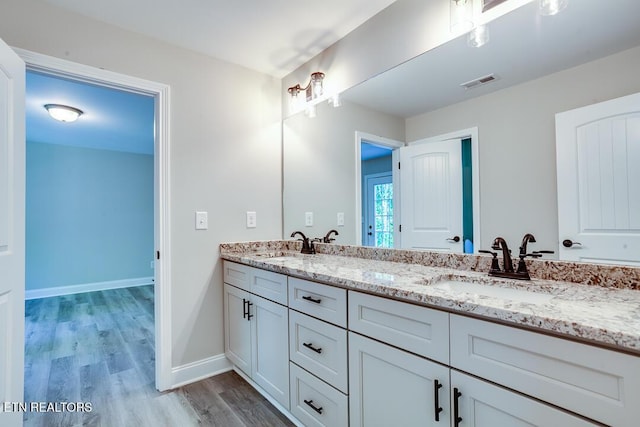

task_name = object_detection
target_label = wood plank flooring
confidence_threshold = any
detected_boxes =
[24,286,294,427]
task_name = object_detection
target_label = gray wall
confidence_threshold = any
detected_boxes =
[0,0,282,369]
[26,141,154,291]
[283,100,404,244]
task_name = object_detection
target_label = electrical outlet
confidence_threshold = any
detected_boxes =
[305,212,314,227]
[246,211,257,228]
[337,212,345,226]
[195,211,208,230]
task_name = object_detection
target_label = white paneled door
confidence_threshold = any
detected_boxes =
[400,139,463,252]
[556,92,640,265]
[0,38,26,427]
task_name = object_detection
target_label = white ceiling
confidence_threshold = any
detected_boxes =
[26,71,155,154]
[343,0,640,118]
[43,0,398,78]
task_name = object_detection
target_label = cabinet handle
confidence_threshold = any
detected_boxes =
[304,399,323,414]
[302,295,322,304]
[303,342,323,354]
[453,388,462,427]
[246,301,253,321]
[242,298,248,319]
[434,379,443,422]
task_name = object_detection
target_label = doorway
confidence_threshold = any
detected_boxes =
[355,132,404,248]
[16,48,172,391]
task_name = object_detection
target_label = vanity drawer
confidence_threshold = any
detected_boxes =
[450,314,640,427]
[290,362,348,427]
[348,291,449,364]
[223,261,288,305]
[289,310,348,393]
[288,277,347,327]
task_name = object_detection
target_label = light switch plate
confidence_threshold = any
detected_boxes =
[195,211,208,230]
[305,212,314,227]
[337,212,345,226]
[246,211,257,228]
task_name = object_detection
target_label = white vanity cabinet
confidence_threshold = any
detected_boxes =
[451,371,595,427]
[223,262,290,409]
[222,259,638,427]
[349,331,451,427]
[347,290,598,427]
[450,314,640,426]
[288,278,349,427]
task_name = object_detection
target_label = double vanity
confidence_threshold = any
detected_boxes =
[220,240,640,426]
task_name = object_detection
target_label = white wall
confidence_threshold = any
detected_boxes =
[283,100,404,243]
[0,0,282,370]
[406,46,640,252]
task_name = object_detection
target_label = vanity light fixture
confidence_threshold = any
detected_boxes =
[539,0,568,16]
[288,71,325,113]
[451,0,474,33]
[44,104,84,123]
[468,24,489,47]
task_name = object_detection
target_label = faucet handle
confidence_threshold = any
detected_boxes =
[532,250,554,255]
[479,250,500,272]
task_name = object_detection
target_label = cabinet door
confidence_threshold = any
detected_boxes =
[451,371,597,426]
[224,283,252,375]
[349,332,451,427]
[252,295,290,409]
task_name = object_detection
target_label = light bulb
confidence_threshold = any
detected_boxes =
[539,0,568,16]
[468,25,489,48]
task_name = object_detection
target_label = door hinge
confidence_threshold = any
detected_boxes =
[156,251,160,260]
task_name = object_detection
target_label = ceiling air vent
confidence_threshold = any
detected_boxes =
[460,73,498,90]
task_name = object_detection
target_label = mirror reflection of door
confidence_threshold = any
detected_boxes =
[364,173,393,247]
[399,138,474,254]
[361,142,394,247]
[556,92,640,265]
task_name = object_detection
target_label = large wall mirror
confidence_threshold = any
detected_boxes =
[283,1,640,264]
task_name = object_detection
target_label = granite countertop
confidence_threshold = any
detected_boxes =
[221,248,640,355]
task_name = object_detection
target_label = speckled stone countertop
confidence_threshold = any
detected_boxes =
[220,241,640,355]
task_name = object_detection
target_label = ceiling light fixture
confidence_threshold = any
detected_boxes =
[44,104,84,123]
[539,0,568,16]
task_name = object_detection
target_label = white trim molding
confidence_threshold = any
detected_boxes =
[15,48,173,391]
[25,277,154,300]
[171,354,233,389]
[354,131,405,246]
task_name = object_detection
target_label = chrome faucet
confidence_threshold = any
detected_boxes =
[290,231,315,254]
[323,229,339,243]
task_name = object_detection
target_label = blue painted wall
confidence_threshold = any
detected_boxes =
[26,141,154,290]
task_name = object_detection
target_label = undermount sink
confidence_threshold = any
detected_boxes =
[428,275,555,305]
[252,251,306,259]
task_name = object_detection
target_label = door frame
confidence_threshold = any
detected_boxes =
[15,48,173,391]
[355,131,404,247]
[363,172,394,247]
[407,127,481,253]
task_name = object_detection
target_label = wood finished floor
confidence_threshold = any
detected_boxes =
[24,286,294,427]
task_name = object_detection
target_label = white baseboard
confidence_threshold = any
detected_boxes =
[171,353,233,389]
[25,276,154,300]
